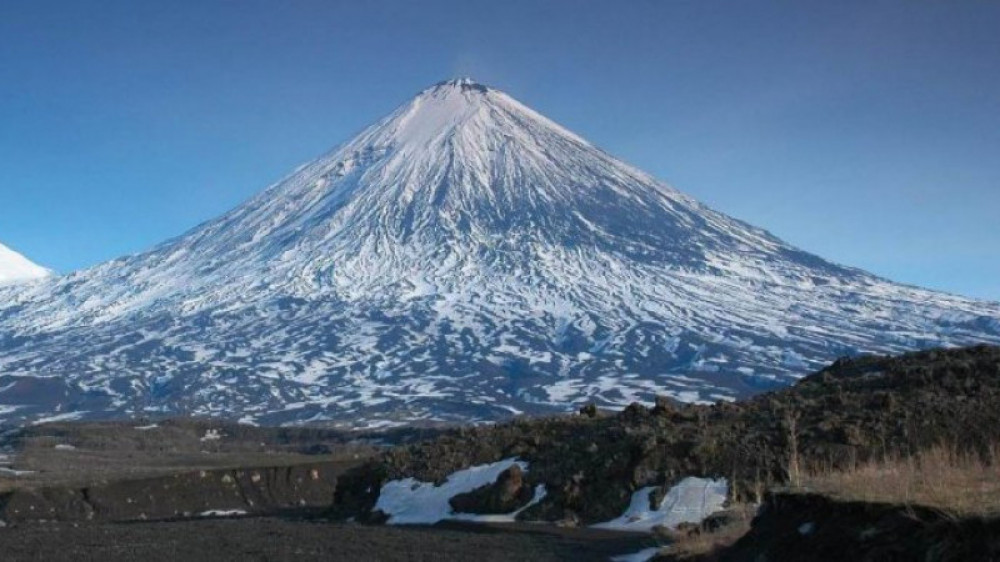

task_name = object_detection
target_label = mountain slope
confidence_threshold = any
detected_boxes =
[0,242,49,285]
[1,79,998,427]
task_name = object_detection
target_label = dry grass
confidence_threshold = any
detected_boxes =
[661,443,1000,559]
[803,443,1000,517]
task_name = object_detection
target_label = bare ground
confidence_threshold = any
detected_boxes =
[0,517,652,562]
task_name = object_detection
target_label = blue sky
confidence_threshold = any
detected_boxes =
[1,0,998,300]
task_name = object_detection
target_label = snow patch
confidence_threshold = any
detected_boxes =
[31,411,87,425]
[593,477,728,532]
[610,547,663,562]
[198,509,247,517]
[374,458,544,525]
[200,429,223,442]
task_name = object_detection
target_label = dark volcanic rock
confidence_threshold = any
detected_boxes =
[362,346,1000,524]
[0,461,349,523]
[696,492,1000,562]
[449,464,534,514]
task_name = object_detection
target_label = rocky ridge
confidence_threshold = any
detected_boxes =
[356,345,1000,524]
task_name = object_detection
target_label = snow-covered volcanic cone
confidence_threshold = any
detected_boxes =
[1,79,997,426]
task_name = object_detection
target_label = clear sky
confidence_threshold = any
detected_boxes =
[1,0,998,300]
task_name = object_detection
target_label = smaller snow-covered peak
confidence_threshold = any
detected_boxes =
[0,242,50,285]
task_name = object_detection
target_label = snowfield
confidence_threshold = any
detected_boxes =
[0,78,998,426]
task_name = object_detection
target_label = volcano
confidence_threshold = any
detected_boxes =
[1,78,997,427]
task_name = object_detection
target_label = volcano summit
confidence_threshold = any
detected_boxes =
[1,79,998,426]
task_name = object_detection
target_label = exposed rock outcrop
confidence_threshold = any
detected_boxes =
[686,492,1000,562]
[449,464,534,514]
[0,461,348,524]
